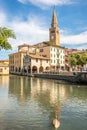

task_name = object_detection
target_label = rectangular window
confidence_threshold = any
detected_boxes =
[40,59,42,62]
[0,68,3,72]
[57,54,59,57]
[50,59,52,63]
[51,31,55,33]
[40,49,43,52]
[36,59,38,62]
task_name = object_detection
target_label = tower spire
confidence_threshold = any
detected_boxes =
[49,7,60,46]
[51,7,58,28]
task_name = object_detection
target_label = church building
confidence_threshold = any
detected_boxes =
[9,8,65,75]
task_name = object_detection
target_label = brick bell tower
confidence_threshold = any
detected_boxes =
[49,7,60,46]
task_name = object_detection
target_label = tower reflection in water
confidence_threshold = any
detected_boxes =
[9,75,71,128]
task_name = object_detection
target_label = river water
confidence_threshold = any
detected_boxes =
[0,75,87,130]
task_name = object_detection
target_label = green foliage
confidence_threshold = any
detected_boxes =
[80,53,87,65]
[69,54,77,66]
[69,52,87,67]
[0,27,16,50]
[74,53,81,65]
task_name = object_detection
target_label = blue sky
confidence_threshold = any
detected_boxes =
[0,0,87,59]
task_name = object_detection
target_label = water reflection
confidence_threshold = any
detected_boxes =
[0,75,87,130]
[9,76,71,102]
[0,76,9,110]
[8,76,72,129]
[9,76,31,103]
[8,76,73,129]
[0,75,9,87]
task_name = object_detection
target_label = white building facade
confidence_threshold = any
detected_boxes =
[23,53,50,75]
[50,46,65,70]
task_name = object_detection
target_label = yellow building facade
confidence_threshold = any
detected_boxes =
[9,51,26,74]
[0,60,9,75]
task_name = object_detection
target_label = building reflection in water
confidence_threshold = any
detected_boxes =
[0,75,9,88]
[9,75,72,128]
[0,75,86,130]
[9,76,70,104]
[9,76,31,103]
[30,78,71,127]
[0,76,9,111]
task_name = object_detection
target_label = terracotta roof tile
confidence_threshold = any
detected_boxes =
[29,54,50,60]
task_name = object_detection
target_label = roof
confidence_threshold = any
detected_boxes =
[9,51,26,56]
[32,41,49,48]
[28,54,50,60]
[0,60,9,62]
[0,63,9,67]
[50,45,65,49]
[41,44,65,49]
[18,43,30,47]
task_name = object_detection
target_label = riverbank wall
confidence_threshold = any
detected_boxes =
[10,71,87,84]
[34,72,87,84]
[34,73,76,83]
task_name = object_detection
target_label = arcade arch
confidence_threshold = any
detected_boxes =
[39,66,43,73]
[32,66,37,73]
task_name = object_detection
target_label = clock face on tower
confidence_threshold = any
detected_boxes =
[51,35,54,40]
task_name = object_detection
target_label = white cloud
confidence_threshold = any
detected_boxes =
[61,30,87,44]
[11,18,49,48]
[0,11,7,26]
[0,10,49,49]
[0,9,87,51]
[18,0,74,8]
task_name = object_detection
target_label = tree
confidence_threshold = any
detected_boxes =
[69,54,77,66]
[80,53,87,66]
[0,27,16,50]
[69,52,87,71]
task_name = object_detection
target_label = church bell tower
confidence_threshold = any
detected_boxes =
[49,7,60,46]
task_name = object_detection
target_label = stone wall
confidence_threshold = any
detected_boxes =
[34,73,76,83]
